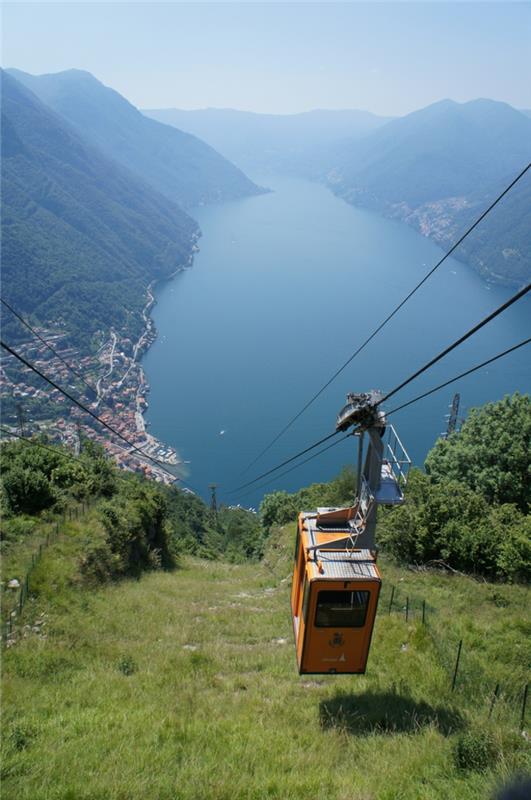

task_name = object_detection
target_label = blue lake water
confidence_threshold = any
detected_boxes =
[143,174,530,507]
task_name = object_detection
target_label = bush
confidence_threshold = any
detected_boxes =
[116,655,137,676]
[259,467,356,528]
[81,480,174,582]
[454,729,499,771]
[425,393,530,511]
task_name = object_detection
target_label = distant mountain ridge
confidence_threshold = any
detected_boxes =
[144,99,530,286]
[8,68,264,208]
[324,98,531,286]
[327,98,531,205]
[143,106,391,175]
[1,70,198,351]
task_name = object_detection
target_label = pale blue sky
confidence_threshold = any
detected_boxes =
[2,2,530,115]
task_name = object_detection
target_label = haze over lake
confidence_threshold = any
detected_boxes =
[143,174,530,507]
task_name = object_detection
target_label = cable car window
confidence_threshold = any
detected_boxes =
[302,578,311,623]
[315,590,369,628]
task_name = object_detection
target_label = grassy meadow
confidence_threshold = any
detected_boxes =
[1,511,530,800]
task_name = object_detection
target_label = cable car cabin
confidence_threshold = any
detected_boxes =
[290,391,411,675]
[291,508,381,674]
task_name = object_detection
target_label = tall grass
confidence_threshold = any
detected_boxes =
[2,522,529,799]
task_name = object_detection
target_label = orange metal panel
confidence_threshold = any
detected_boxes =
[299,579,380,674]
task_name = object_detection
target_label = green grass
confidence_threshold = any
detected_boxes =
[2,522,530,799]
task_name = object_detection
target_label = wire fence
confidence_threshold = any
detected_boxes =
[1,497,95,642]
[380,583,529,732]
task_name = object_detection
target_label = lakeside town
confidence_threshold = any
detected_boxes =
[0,299,184,486]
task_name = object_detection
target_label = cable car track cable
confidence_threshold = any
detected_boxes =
[377,281,531,406]
[0,297,99,398]
[385,336,531,418]
[0,339,188,485]
[235,337,530,500]
[0,426,82,463]
[228,429,340,494]
[0,425,201,496]
[238,431,356,500]
[232,283,530,494]
[242,162,531,473]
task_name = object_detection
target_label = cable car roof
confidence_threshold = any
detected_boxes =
[302,515,381,581]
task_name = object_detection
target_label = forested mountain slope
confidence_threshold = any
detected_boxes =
[8,68,264,208]
[325,99,531,285]
[1,70,198,349]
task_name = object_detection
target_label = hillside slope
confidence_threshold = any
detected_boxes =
[325,99,531,286]
[8,68,265,208]
[2,518,529,800]
[1,70,197,349]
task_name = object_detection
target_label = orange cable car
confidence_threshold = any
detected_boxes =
[291,392,411,674]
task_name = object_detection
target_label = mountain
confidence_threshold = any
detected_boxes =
[143,107,391,175]
[7,68,264,208]
[1,70,198,350]
[325,99,531,285]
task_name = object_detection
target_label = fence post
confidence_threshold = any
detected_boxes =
[388,586,395,615]
[405,596,409,622]
[521,684,528,731]
[489,683,500,719]
[451,639,463,691]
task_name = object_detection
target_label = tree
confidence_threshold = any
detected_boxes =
[425,393,530,511]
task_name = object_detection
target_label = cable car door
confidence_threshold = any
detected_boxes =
[300,581,380,674]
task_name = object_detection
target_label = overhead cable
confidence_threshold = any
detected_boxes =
[238,432,355,500]
[234,284,530,495]
[385,336,531,417]
[0,339,180,482]
[1,297,98,398]
[228,429,340,494]
[0,426,81,463]
[378,282,531,405]
[237,337,531,501]
[243,162,531,472]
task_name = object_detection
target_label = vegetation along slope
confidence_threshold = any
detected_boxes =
[1,394,530,799]
[1,70,198,351]
[8,68,265,209]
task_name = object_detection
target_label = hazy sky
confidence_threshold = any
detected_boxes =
[3,2,530,115]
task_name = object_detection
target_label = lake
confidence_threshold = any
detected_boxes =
[143,174,530,508]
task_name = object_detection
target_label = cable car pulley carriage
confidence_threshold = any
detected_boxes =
[291,391,411,674]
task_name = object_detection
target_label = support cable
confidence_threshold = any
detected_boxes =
[243,162,531,472]
[228,430,339,494]
[385,336,531,418]
[0,426,81,463]
[238,432,355,500]
[236,337,530,500]
[378,282,531,406]
[232,284,530,495]
[1,298,98,398]
[0,424,201,495]
[0,339,181,483]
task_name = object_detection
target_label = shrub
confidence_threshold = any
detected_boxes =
[81,480,174,582]
[425,393,530,511]
[454,729,499,771]
[259,467,356,528]
[116,655,137,676]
